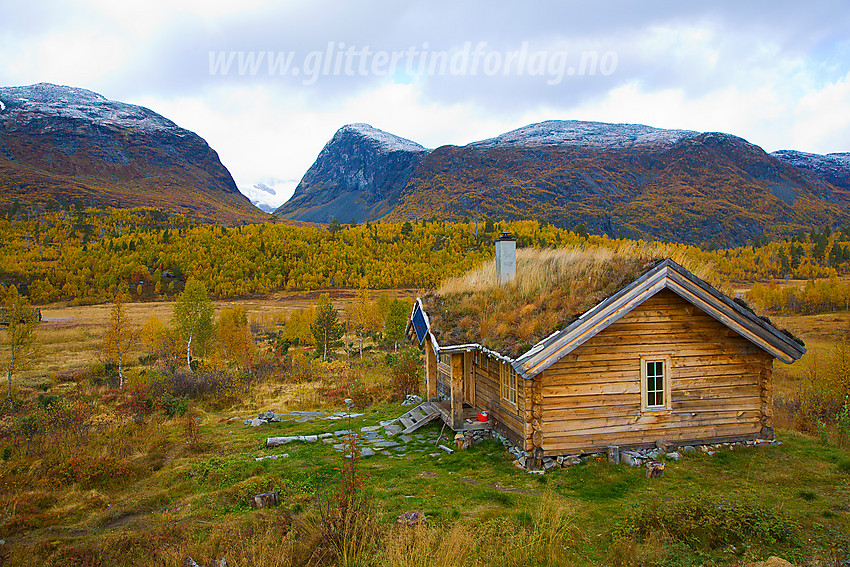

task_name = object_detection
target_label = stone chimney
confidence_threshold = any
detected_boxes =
[495,232,517,285]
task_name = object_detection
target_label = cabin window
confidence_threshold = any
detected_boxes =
[440,353,452,366]
[640,355,672,412]
[501,362,517,406]
[646,362,664,407]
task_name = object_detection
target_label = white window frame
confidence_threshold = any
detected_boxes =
[500,362,517,407]
[640,354,672,413]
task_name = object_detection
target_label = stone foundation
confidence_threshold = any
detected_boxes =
[501,437,782,473]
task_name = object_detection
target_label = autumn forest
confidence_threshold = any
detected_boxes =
[2,206,850,315]
[1,204,850,566]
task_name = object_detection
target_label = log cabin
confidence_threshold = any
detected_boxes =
[407,236,805,467]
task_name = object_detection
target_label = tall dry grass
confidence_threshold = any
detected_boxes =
[438,244,713,297]
[431,244,712,356]
[382,522,476,567]
[157,514,310,567]
[380,491,580,567]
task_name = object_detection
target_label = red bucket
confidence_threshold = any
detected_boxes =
[477,411,489,422]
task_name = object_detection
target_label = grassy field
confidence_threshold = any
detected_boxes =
[30,289,416,385]
[1,295,849,566]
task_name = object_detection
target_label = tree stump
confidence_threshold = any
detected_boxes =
[251,491,280,508]
[397,510,426,526]
[454,433,473,450]
[645,461,665,479]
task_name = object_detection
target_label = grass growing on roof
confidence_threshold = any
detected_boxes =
[425,245,714,357]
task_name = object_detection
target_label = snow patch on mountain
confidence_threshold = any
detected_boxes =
[471,120,699,150]
[338,123,430,153]
[771,149,850,175]
[0,82,181,132]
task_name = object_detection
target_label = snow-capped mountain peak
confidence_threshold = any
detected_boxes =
[0,82,181,132]
[470,119,699,150]
[337,123,430,153]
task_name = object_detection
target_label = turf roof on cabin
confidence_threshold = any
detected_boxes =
[422,250,663,358]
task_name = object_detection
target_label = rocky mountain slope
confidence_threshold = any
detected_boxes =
[771,150,850,192]
[274,123,429,223]
[469,119,698,150]
[0,83,267,224]
[277,120,850,246]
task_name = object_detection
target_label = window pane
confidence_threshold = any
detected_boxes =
[646,361,665,408]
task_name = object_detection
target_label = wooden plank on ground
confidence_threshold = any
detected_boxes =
[401,403,441,434]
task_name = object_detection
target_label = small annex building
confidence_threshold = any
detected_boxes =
[408,236,805,465]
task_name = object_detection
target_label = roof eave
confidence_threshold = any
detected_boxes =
[514,259,806,379]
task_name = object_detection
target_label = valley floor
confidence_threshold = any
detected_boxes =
[0,298,848,566]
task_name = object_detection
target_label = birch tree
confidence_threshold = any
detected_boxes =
[218,305,255,370]
[104,289,135,387]
[311,293,343,361]
[172,279,214,371]
[351,286,382,361]
[384,299,410,353]
[2,286,38,398]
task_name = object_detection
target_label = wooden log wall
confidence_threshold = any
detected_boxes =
[436,360,450,399]
[471,355,526,446]
[527,374,543,454]
[425,344,437,400]
[759,355,774,436]
[540,289,775,456]
[451,353,464,429]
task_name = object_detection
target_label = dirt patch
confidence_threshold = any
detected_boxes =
[461,477,479,485]
[743,557,795,567]
[102,512,146,530]
[490,482,537,495]
[278,290,357,301]
[41,317,78,325]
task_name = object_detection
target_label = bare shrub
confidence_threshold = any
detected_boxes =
[391,348,422,401]
[309,430,378,567]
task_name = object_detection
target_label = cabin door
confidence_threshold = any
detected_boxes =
[463,352,475,406]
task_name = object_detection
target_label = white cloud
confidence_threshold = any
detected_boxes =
[2,0,849,211]
[568,77,850,154]
[0,31,131,86]
[131,82,541,207]
[790,71,850,153]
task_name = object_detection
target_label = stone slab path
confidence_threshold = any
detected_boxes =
[263,421,448,459]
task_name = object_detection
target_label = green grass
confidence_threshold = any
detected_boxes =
[3,323,850,567]
[2,388,850,566]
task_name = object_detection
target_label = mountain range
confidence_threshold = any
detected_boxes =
[275,120,850,246]
[0,83,266,224]
[2,82,849,246]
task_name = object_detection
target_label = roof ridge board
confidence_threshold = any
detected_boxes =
[515,266,671,376]
[663,279,796,364]
[514,258,805,378]
[664,263,805,355]
[515,259,672,364]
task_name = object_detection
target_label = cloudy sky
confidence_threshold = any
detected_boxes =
[2,1,849,210]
